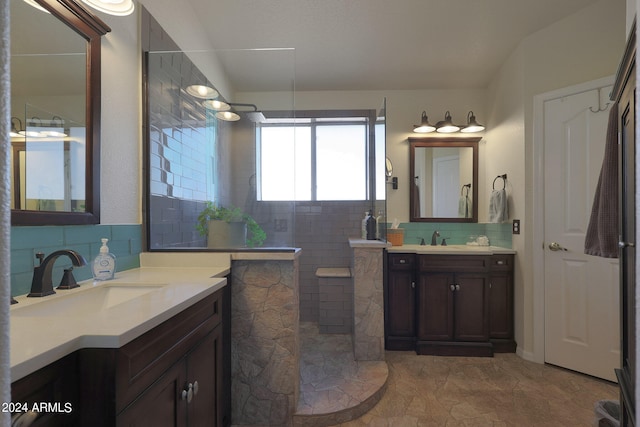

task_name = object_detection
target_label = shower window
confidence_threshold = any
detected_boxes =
[257,111,375,201]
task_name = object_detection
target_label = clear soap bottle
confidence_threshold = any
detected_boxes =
[93,238,116,281]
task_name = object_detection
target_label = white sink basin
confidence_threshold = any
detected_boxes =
[12,283,166,317]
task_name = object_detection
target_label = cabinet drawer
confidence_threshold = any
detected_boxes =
[490,255,514,272]
[418,255,490,272]
[388,253,416,270]
[114,289,223,412]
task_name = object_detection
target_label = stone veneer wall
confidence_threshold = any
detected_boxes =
[231,258,300,426]
[350,241,387,361]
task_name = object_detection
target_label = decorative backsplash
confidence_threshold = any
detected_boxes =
[10,224,142,297]
[392,222,513,248]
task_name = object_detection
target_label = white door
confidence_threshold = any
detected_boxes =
[432,155,459,217]
[543,84,619,382]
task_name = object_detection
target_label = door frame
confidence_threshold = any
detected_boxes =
[531,75,614,364]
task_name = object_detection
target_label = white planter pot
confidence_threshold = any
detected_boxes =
[207,220,247,248]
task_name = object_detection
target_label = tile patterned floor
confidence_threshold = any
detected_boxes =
[334,351,618,426]
[237,322,619,426]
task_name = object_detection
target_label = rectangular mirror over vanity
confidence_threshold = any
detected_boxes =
[409,137,479,223]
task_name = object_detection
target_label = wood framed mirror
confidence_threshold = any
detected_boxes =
[409,137,480,223]
[10,0,110,225]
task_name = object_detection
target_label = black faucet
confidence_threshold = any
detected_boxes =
[28,250,88,297]
[430,231,440,246]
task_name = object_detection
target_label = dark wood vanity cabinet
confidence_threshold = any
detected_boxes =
[10,286,230,427]
[385,253,417,350]
[78,288,228,427]
[10,353,80,426]
[416,255,491,356]
[385,252,515,357]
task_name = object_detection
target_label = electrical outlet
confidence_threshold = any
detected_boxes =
[512,219,520,235]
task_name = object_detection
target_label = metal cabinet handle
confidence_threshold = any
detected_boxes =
[450,284,455,291]
[496,260,505,265]
[399,259,406,264]
[193,380,199,396]
[411,281,415,289]
[455,284,460,291]
[182,383,194,403]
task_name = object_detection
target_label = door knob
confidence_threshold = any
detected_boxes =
[548,242,567,251]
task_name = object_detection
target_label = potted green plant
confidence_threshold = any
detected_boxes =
[196,202,266,248]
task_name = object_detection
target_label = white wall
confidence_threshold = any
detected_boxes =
[486,0,626,358]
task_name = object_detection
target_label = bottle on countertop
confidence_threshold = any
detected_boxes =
[93,238,116,281]
[366,210,377,240]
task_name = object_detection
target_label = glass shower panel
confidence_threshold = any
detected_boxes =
[145,48,295,250]
[374,98,387,241]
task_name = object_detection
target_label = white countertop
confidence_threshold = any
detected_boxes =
[10,265,228,382]
[387,244,516,255]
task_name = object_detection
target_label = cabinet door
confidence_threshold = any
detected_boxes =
[187,325,223,427]
[454,273,489,341]
[417,273,454,341]
[488,273,512,339]
[387,269,416,337]
[117,361,187,427]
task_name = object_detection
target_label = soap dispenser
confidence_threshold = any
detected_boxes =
[93,238,116,281]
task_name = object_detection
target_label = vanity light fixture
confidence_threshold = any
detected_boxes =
[208,102,266,123]
[202,99,230,111]
[215,111,241,122]
[460,111,485,133]
[435,111,460,133]
[40,116,67,137]
[413,111,436,133]
[186,84,219,99]
[80,0,135,16]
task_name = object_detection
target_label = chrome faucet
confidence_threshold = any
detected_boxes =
[431,231,440,246]
[28,250,88,297]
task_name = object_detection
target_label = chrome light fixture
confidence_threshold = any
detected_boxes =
[206,101,266,123]
[186,84,219,99]
[460,111,485,133]
[413,111,436,133]
[80,0,135,16]
[435,111,460,133]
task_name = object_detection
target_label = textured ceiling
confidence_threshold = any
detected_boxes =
[185,0,605,92]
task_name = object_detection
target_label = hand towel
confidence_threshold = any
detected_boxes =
[584,102,618,258]
[458,195,472,218]
[488,188,508,223]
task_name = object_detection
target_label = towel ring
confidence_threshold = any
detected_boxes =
[460,183,471,196]
[492,174,507,190]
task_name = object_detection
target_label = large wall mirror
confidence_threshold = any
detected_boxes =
[10,0,110,225]
[409,137,480,223]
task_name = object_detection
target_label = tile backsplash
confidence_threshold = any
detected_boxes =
[393,222,513,248]
[11,224,142,297]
